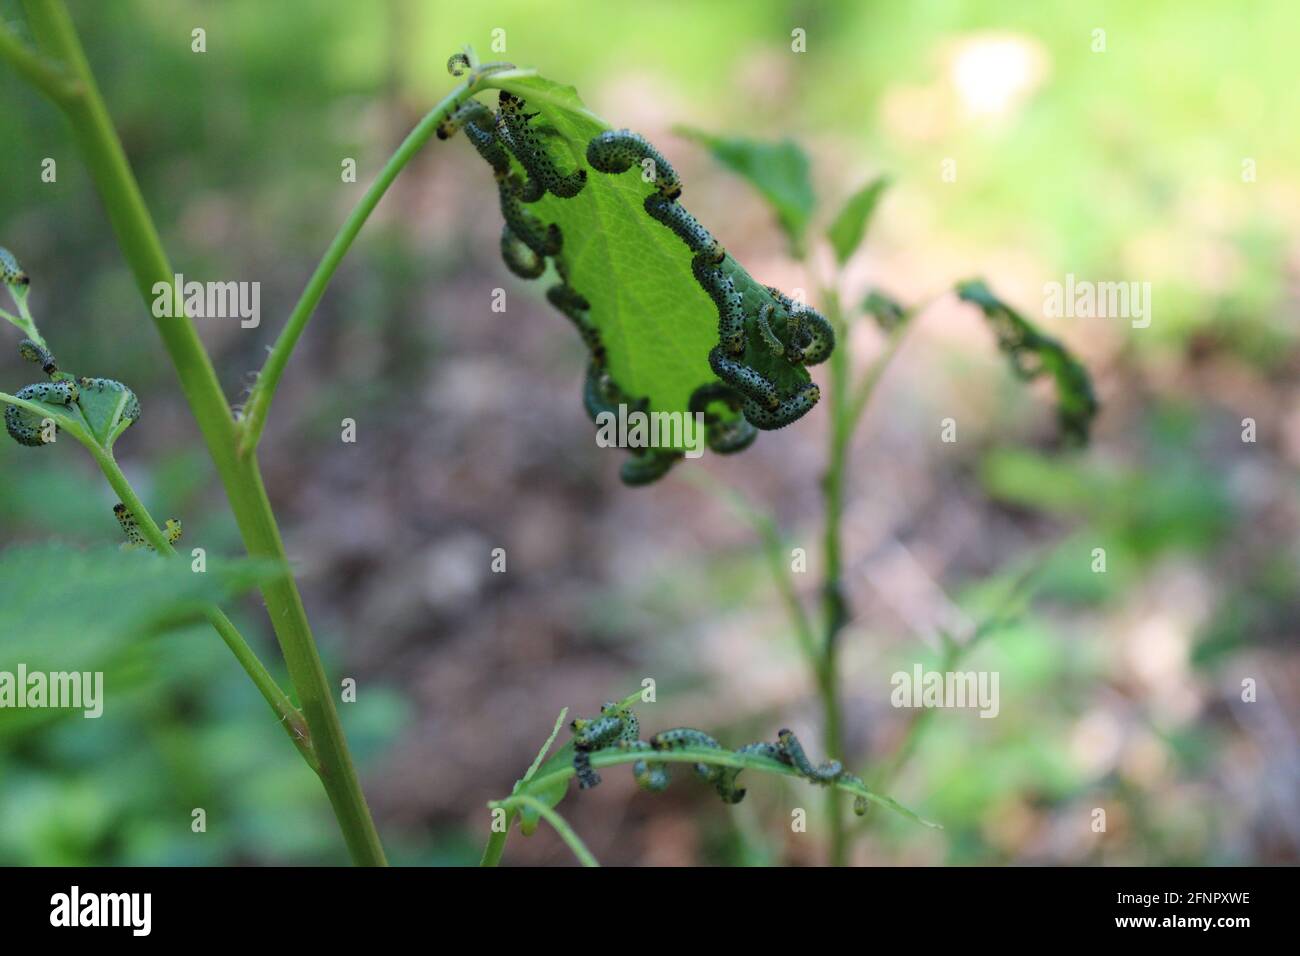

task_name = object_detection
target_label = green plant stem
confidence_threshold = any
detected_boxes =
[83,438,318,768]
[479,816,513,867]
[14,0,384,864]
[481,745,939,866]
[817,290,916,865]
[236,81,498,457]
[682,471,819,663]
[818,289,852,865]
[0,15,78,102]
[491,796,600,867]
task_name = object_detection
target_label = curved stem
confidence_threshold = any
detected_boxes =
[0,15,78,102]
[482,745,938,866]
[83,439,318,768]
[492,796,600,867]
[16,0,384,864]
[237,77,487,456]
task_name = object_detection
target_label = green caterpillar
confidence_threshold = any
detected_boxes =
[688,383,757,454]
[114,503,182,552]
[585,129,835,433]
[777,729,867,816]
[692,257,746,356]
[568,705,867,814]
[18,338,56,374]
[586,129,682,199]
[500,225,545,279]
[571,701,640,789]
[496,90,587,199]
[644,194,723,262]
[497,172,562,259]
[4,379,77,446]
[1,247,30,289]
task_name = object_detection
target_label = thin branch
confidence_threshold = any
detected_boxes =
[0,16,79,103]
[492,795,600,867]
[236,76,485,457]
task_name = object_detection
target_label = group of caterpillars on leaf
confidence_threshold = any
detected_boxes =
[437,53,835,485]
[569,699,869,816]
[2,247,179,551]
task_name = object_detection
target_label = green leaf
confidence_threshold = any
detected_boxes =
[0,543,287,672]
[516,742,574,837]
[478,75,817,448]
[675,127,815,255]
[827,175,889,265]
[74,378,140,449]
[955,279,1099,445]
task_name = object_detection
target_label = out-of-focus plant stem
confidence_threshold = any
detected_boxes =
[9,0,384,864]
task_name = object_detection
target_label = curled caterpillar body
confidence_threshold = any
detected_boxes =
[710,741,783,805]
[570,701,641,790]
[1,247,29,287]
[586,129,682,199]
[496,90,587,199]
[755,303,786,357]
[708,346,779,409]
[620,448,680,487]
[739,383,820,430]
[644,194,722,261]
[446,52,472,76]
[548,284,602,359]
[761,287,834,366]
[573,749,600,789]
[776,729,843,783]
[688,383,758,455]
[500,225,546,279]
[691,255,745,356]
[458,107,513,174]
[497,174,562,258]
[4,380,77,446]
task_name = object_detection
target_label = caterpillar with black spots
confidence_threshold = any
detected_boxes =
[495,90,586,199]
[113,503,182,551]
[1,247,30,288]
[4,380,77,446]
[688,383,757,454]
[586,130,682,199]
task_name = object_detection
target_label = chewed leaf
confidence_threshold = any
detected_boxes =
[456,72,832,477]
[956,279,1099,445]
